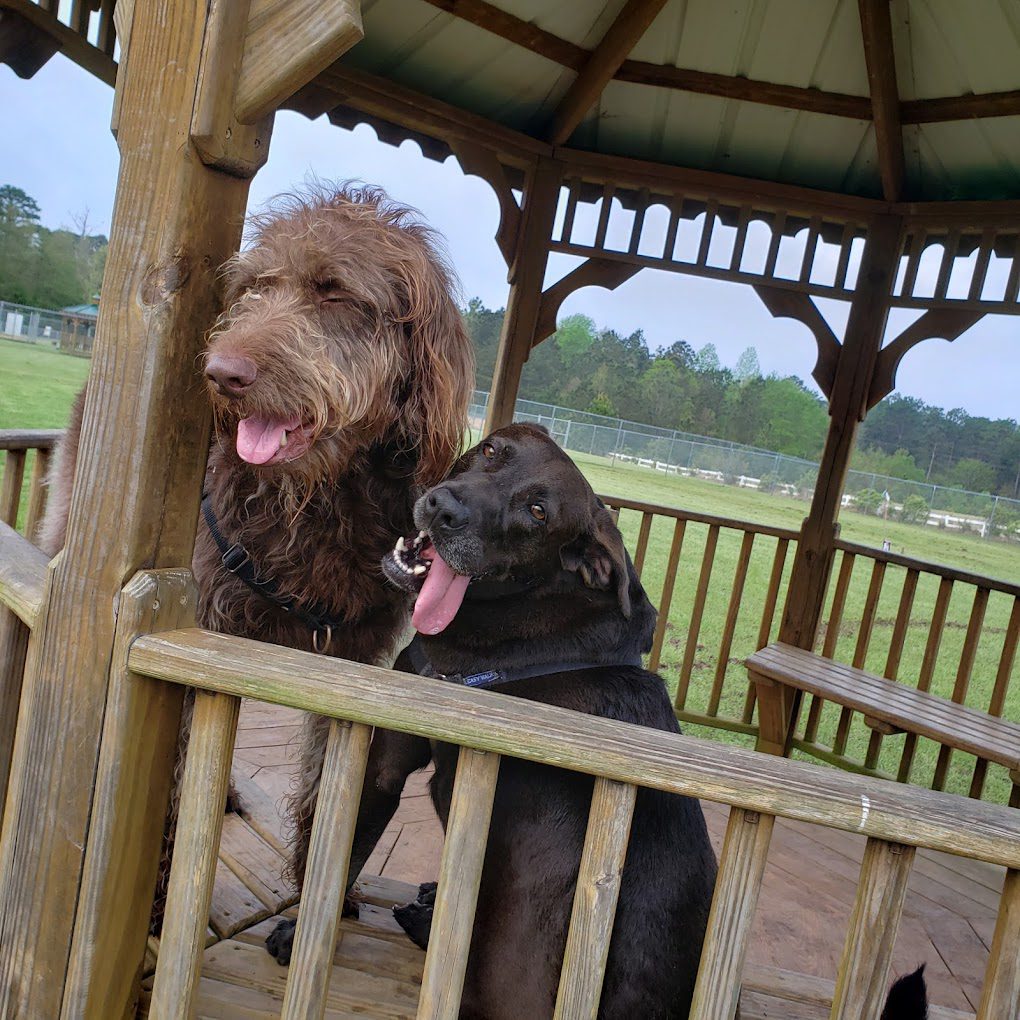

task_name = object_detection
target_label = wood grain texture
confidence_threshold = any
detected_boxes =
[858,0,904,201]
[0,449,24,528]
[281,720,372,1020]
[830,838,915,1019]
[0,429,63,453]
[0,1,255,1012]
[127,628,1020,869]
[977,868,1020,1020]
[553,778,636,1020]
[0,519,47,626]
[62,570,196,1020]
[689,808,775,1020]
[148,691,240,1020]
[418,747,500,1020]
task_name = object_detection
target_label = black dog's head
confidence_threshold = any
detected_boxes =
[383,424,652,648]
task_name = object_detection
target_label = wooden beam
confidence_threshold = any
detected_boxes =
[859,0,905,201]
[0,0,258,1012]
[546,0,669,145]
[902,89,1020,124]
[234,0,363,124]
[535,258,640,344]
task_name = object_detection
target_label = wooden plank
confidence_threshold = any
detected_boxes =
[859,0,904,201]
[631,511,654,578]
[599,494,798,542]
[800,216,822,283]
[708,530,753,717]
[281,720,372,1020]
[0,1,255,1012]
[834,222,858,290]
[696,200,718,266]
[593,184,615,249]
[230,768,288,854]
[560,177,580,243]
[553,778,636,1019]
[234,0,363,124]
[62,571,195,1019]
[219,813,296,913]
[129,629,1020,869]
[677,524,720,709]
[651,519,685,674]
[976,868,1020,1020]
[831,838,915,1019]
[900,229,926,297]
[210,858,271,940]
[23,447,50,542]
[968,229,995,301]
[0,429,63,453]
[0,519,48,626]
[742,536,789,725]
[689,809,775,1020]
[149,692,240,1020]
[0,449,25,527]
[627,188,649,254]
[418,747,500,1020]
[545,0,668,145]
[730,204,752,271]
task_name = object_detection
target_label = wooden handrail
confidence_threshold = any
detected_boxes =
[128,627,1020,869]
[0,520,48,627]
[0,429,63,452]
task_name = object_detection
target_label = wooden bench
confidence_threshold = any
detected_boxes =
[747,642,1020,805]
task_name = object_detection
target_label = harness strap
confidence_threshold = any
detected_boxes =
[201,493,347,651]
[406,635,643,691]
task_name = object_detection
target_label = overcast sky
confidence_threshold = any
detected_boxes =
[3,56,1017,422]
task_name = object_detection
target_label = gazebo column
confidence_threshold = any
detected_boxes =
[485,158,563,432]
[0,5,260,1015]
[756,214,903,756]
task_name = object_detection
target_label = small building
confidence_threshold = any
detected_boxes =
[58,302,99,355]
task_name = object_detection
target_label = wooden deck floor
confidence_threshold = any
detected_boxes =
[141,700,1002,1018]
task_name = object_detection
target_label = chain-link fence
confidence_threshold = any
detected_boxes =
[469,390,1020,540]
[0,301,65,345]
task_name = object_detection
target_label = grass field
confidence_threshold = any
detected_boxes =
[4,337,1017,803]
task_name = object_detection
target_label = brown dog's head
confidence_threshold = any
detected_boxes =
[384,424,649,639]
[204,186,473,487]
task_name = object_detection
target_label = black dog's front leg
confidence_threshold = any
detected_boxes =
[266,724,432,964]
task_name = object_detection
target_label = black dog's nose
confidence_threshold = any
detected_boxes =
[423,486,470,534]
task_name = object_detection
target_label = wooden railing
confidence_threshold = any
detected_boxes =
[129,627,1020,1020]
[0,429,60,541]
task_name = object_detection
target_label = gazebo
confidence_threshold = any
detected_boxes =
[0,1,1018,1018]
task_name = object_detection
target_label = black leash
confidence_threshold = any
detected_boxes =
[405,635,643,691]
[201,493,347,653]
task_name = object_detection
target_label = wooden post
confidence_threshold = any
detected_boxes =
[977,868,1020,1020]
[756,214,902,756]
[0,2,256,1014]
[484,158,562,432]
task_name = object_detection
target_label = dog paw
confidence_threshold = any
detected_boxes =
[392,881,436,950]
[266,918,296,965]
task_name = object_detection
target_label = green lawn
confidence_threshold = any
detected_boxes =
[4,341,1017,804]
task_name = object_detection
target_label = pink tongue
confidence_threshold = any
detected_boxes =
[413,550,471,635]
[236,416,300,465]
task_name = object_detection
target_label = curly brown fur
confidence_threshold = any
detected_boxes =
[37,185,474,928]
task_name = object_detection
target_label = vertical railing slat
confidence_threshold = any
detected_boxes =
[560,178,580,244]
[835,221,857,290]
[968,228,996,301]
[742,536,790,725]
[830,839,915,1020]
[976,868,1020,1020]
[800,216,822,282]
[281,720,373,1020]
[651,519,686,675]
[1,450,26,528]
[148,691,241,1020]
[417,747,501,1020]
[632,511,654,579]
[729,204,752,271]
[688,808,775,1020]
[594,185,615,250]
[696,200,718,266]
[24,448,51,542]
[676,524,720,710]
[708,531,754,717]
[553,778,637,1020]
[627,188,649,255]
[933,587,989,791]
[899,229,925,297]
[662,198,683,261]
[764,212,786,277]
[934,228,961,299]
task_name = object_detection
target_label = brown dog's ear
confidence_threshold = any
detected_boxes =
[560,503,633,618]
[393,236,475,487]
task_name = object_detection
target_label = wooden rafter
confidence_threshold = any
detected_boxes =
[546,0,669,146]
[534,258,640,345]
[859,0,904,202]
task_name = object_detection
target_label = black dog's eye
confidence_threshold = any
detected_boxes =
[481,443,496,460]
[529,504,546,522]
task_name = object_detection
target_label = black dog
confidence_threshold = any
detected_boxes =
[382,423,718,1018]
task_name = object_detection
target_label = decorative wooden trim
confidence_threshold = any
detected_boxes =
[234,0,363,124]
[859,0,904,201]
[0,0,116,84]
[0,3,59,78]
[753,286,841,400]
[867,308,983,409]
[449,141,522,266]
[546,0,668,145]
[534,258,640,344]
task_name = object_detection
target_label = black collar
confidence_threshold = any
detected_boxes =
[201,493,347,652]
[405,635,643,691]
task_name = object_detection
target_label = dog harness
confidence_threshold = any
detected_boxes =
[405,635,643,690]
[201,493,346,653]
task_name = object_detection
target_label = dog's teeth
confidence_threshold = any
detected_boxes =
[396,536,407,552]
[279,431,288,448]
[413,564,427,576]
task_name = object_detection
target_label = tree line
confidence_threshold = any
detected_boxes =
[464,299,1020,498]
[0,186,107,309]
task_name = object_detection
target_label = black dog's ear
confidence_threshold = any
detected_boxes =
[560,502,632,618]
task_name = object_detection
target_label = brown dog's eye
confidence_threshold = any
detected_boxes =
[481,443,496,460]
[529,504,546,522]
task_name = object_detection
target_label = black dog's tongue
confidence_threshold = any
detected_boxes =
[412,547,471,635]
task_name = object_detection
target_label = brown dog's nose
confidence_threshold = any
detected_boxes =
[205,353,257,397]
